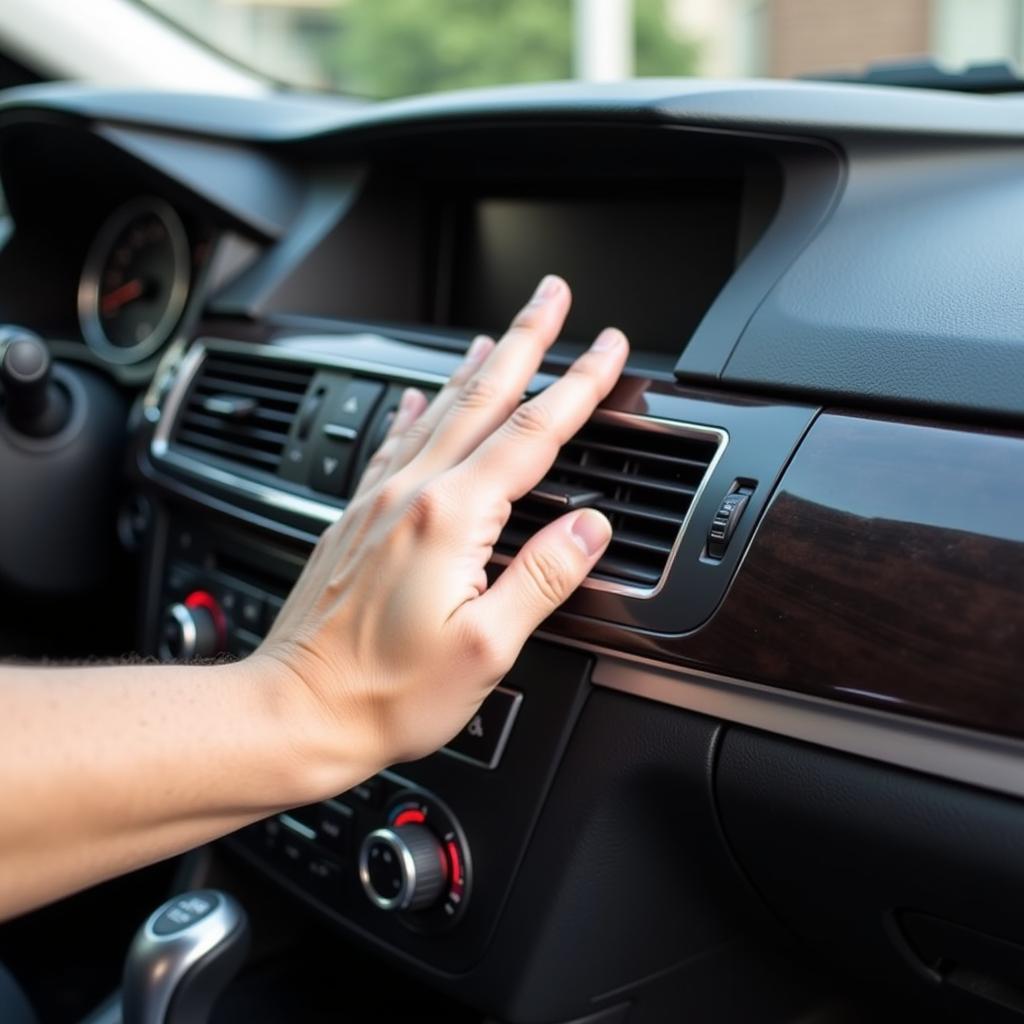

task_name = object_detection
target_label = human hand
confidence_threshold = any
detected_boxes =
[257,275,628,793]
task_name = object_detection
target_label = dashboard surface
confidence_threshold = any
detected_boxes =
[2,76,1024,1024]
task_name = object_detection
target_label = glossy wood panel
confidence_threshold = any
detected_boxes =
[583,413,1024,738]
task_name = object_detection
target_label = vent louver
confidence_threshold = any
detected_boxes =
[496,419,721,590]
[173,353,314,474]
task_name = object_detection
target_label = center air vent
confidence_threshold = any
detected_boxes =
[496,418,722,591]
[173,353,314,474]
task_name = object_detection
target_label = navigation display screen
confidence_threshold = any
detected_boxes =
[441,186,741,355]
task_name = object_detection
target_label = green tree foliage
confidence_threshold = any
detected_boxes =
[324,0,699,98]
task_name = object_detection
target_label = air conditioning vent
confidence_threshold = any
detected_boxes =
[496,419,721,590]
[172,353,314,474]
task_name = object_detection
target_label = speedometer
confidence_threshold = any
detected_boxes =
[78,197,191,365]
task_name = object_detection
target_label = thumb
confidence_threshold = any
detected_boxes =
[469,508,612,650]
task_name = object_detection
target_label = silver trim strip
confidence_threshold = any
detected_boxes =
[150,337,728,597]
[157,447,344,525]
[590,653,1024,801]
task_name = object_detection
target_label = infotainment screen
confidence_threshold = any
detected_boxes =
[439,185,742,356]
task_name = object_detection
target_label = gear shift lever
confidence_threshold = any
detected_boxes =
[121,890,249,1024]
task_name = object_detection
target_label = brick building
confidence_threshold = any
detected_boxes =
[676,0,1024,79]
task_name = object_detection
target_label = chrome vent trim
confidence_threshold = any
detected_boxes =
[171,351,314,474]
[495,417,724,594]
[151,338,727,598]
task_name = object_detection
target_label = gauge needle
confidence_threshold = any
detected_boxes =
[101,278,144,315]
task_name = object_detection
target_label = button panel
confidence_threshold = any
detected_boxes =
[237,773,471,932]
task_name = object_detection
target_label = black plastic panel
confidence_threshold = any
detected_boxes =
[717,727,1024,1022]
[720,140,1024,422]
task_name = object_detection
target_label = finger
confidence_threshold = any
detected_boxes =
[380,334,494,478]
[457,326,628,503]
[462,508,612,653]
[409,275,571,475]
[351,386,429,498]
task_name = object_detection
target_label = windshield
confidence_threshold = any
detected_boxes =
[137,0,1024,97]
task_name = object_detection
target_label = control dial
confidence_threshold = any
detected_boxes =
[358,824,448,912]
[159,591,224,661]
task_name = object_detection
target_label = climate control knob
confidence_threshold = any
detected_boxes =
[159,592,224,661]
[358,824,447,912]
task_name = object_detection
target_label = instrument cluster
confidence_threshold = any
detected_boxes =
[75,196,213,368]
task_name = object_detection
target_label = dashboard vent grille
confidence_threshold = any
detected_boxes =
[173,353,314,474]
[496,419,720,590]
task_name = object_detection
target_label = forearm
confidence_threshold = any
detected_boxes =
[0,656,370,921]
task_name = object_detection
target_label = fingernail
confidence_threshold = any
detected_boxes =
[393,388,419,429]
[591,327,625,352]
[465,334,492,366]
[532,274,563,303]
[570,509,612,556]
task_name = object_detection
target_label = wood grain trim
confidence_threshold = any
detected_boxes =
[677,412,1024,736]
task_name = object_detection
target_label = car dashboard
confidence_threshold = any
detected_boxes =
[2,78,1024,1023]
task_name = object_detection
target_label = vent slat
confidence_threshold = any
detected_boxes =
[176,430,282,468]
[591,555,663,587]
[496,419,719,589]
[563,438,712,473]
[172,352,315,474]
[202,360,312,390]
[551,459,697,499]
[178,411,291,448]
[595,497,686,526]
[185,399,294,427]
[193,376,306,407]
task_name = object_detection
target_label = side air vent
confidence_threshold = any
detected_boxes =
[496,418,722,591]
[172,353,314,474]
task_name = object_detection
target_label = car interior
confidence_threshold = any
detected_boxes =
[2,5,1024,1023]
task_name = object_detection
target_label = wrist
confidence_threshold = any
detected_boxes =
[237,647,381,807]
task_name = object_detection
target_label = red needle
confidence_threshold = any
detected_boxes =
[101,278,143,315]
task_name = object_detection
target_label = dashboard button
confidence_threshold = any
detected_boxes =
[323,378,383,434]
[706,485,754,560]
[443,687,523,769]
[216,587,238,616]
[238,593,263,631]
[313,802,354,855]
[308,436,355,496]
[348,777,384,807]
